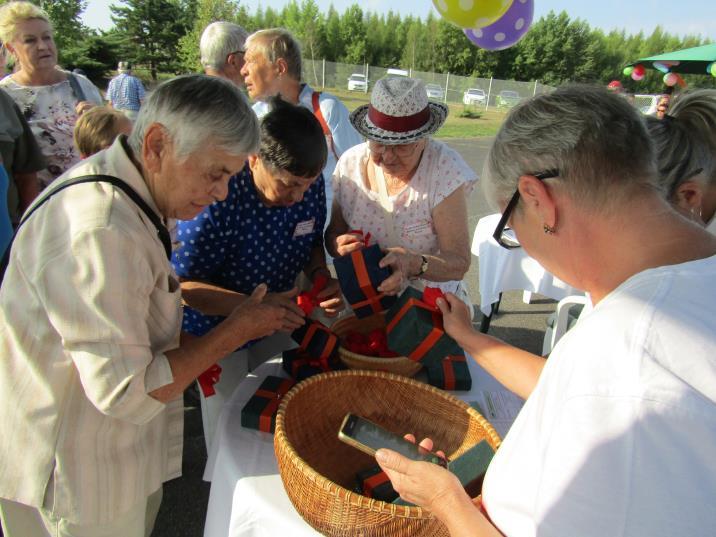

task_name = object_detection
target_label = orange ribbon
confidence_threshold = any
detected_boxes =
[254,379,294,432]
[350,247,385,314]
[386,297,445,362]
[363,470,390,498]
[299,322,338,361]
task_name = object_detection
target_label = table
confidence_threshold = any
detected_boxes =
[472,214,582,325]
[202,357,524,537]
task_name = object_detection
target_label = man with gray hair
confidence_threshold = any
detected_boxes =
[200,21,248,87]
[107,61,146,121]
[241,27,362,217]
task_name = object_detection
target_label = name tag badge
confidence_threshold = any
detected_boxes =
[293,218,315,238]
[403,221,432,236]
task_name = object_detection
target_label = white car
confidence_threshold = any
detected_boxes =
[425,83,444,100]
[347,73,368,91]
[463,88,486,106]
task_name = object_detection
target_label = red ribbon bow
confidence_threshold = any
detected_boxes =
[349,229,372,247]
[198,364,223,397]
[422,287,445,310]
[344,329,399,357]
[296,272,329,316]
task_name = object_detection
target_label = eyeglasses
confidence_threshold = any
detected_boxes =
[492,170,559,249]
[368,141,420,158]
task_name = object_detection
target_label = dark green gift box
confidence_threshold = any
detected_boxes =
[385,286,462,369]
[281,348,343,381]
[356,465,398,502]
[240,376,295,433]
[426,354,473,391]
[290,319,339,363]
[334,243,396,318]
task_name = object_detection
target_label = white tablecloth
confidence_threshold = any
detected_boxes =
[472,213,582,316]
[202,357,523,537]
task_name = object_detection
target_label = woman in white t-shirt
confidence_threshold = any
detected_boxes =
[325,77,477,308]
[0,2,103,190]
[375,86,716,537]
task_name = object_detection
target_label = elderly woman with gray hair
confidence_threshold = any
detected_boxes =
[0,75,287,537]
[375,85,716,536]
[645,88,716,235]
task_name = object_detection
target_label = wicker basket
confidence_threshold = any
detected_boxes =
[274,369,501,536]
[331,313,423,377]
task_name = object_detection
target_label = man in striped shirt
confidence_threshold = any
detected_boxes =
[107,62,145,121]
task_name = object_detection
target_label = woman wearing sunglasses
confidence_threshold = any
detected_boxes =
[376,85,716,537]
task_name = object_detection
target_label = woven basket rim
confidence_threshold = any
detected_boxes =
[274,369,502,520]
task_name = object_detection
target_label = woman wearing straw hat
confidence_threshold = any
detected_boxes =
[325,77,477,307]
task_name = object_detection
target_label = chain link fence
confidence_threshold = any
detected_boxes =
[302,58,555,111]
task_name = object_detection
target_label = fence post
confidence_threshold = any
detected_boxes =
[365,63,369,93]
[486,77,493,111]
[444,72,450,104]
[533,80,538,96]
[321,59,325,89]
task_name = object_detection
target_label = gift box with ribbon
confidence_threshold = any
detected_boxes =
[282,348,343,381]
[240,376,295,433]
[296,272,329,316]
[290,319,339,365]
[426,354,473,391]
[334,234,396,319]
[355,465,399,502]
[385,286,462,369]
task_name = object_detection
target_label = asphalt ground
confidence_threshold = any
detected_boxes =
[150,137,558,536]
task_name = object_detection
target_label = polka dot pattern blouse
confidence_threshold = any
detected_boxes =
[172,163,326,336]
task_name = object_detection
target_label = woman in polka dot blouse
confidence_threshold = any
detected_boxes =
[172,97,344,448]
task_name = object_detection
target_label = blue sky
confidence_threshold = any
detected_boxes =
[82,0,716,40]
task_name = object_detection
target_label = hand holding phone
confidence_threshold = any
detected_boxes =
[338,414,448,468]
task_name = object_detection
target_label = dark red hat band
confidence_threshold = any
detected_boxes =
[367,105,431,133]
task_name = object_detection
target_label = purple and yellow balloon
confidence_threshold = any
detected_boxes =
[463,0,534,51]
[433,0,513,29]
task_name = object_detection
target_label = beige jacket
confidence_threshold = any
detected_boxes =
[0,136,183,524]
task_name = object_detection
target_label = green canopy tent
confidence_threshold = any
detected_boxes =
[627,43,716,75]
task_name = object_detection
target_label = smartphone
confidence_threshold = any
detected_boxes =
[338,413,448,468]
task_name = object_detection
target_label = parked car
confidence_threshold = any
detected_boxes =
[425,83,444,100]
[496,90,521,108]
[386,68,409,78]
[347,73,368,91]
[463,88,486,106]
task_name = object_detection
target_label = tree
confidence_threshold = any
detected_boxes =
[110,0,192,79]
[339,5,366,65]
[176,0,241,73]
[39,0,87,57]
[323,5,342,61]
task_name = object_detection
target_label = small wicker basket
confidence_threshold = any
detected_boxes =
[331,313,423,377]
[274,369,501,536]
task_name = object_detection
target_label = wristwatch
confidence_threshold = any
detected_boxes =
[416,254,429,277]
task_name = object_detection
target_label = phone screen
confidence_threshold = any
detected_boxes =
[339,414,448,467]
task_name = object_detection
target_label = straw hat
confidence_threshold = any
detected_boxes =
[350,77,448,145]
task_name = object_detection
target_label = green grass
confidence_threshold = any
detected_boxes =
[328,87,504,139]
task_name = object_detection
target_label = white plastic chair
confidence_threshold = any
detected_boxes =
[542,294,592,355]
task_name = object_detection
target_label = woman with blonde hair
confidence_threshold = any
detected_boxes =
[0,1,102,194]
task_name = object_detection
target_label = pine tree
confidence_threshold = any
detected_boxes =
[110,0,191,80]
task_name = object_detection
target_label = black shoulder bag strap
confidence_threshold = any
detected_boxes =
[0,174,171,285]
[66,72,87,102]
